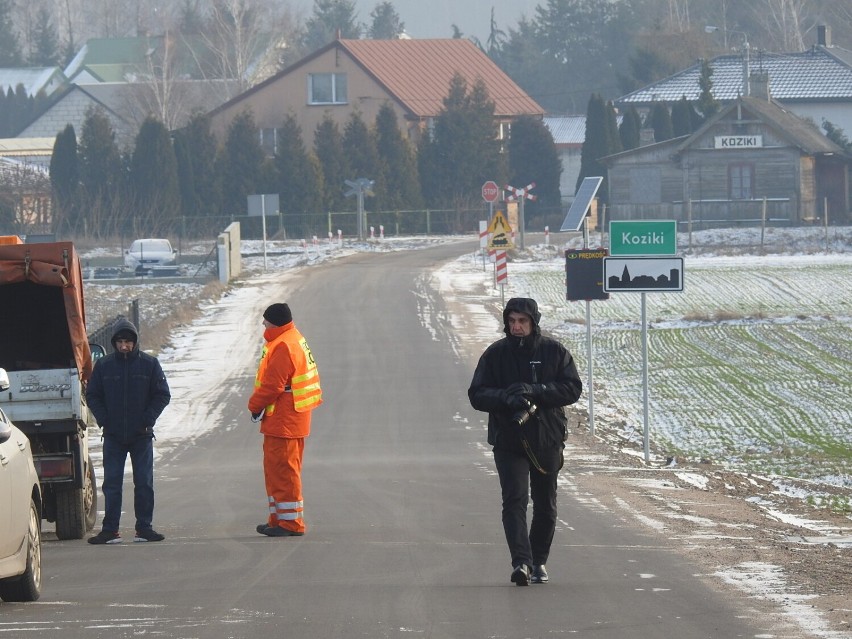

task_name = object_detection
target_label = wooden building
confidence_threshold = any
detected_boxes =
[604,90,851,224]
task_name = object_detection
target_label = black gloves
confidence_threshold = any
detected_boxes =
[503,383,531,412]
[506,382,533,398]
[505,382,547,401]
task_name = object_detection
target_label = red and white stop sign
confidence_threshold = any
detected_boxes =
[481,180,499,203]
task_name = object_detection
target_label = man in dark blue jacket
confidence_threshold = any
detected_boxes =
[86,318,171,544]
[469,298,582,586]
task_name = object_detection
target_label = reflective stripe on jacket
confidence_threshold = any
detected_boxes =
[249,321,322,438]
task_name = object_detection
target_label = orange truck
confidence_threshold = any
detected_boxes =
[0,237,102,539]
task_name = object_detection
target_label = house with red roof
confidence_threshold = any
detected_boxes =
[207,37,544,152]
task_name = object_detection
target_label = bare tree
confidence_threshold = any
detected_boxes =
[0,160,52,235]
[753,0,809,51]
[666,0,691,31]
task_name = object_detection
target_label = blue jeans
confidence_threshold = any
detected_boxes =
[101,436,155,533]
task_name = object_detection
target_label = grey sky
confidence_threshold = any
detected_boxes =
[290,0,541,43]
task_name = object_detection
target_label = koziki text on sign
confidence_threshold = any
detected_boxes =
[609,220,677,256]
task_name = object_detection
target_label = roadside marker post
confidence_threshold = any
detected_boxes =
[478,221,488,270]
[495,250,507,306]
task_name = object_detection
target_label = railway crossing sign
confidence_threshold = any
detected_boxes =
[486,210,513,249]
[504,182,537,202]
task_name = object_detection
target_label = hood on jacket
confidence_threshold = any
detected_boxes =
[110,317,140,352]
[503,297,541,338]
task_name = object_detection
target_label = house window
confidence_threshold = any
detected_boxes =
[729,164,753,199]
[259,128,277,155]
[308,73,347,105]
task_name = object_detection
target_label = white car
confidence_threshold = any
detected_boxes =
[124,238,177,271]
[0,368,42,602]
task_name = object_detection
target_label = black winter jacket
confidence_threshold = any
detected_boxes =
[86,318,171,444]
[468,298,582,470]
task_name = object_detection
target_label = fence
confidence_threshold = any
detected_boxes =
[87,299,140,349]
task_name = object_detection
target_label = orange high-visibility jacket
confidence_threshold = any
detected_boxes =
[249,321,322,438]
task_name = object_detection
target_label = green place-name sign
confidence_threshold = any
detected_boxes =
[609,220,677,256]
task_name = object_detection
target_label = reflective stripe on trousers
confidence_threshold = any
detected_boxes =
[268,496,304,521]
[262,435,306,533]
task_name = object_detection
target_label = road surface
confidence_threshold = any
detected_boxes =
[1,241,775,638]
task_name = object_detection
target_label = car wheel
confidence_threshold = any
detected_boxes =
[0,499,42,602]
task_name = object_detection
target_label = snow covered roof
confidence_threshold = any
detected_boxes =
[617,45,852,106]
[0,67,67,97]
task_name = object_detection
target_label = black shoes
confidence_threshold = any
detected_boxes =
[256,524,304,537]
[511,564,530,586]
[88,530,121,544]
[134,528,165,542]
[530,564,549,584]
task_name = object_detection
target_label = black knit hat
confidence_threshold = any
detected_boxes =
[263,303,292,327]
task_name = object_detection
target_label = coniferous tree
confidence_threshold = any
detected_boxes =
[619,105,641,151]
[49,125,80,234]
[78,107,123,236]
[697,59,720,121]
[274,113,323,217]
[129,117,180,233]
[605,100,622,155]
[507,115,562,218]
[0,0,22,66]
[373,102,421,211]
[219,110,264,217]
[672,95,699,137]
[175,113,221,218]
[822,120,852,153]
[303,0,360,52]
[173,134,197,219]
[343,111,382,202]
[368,2,404,39]
[419,74,503,210]
[576,93,610,200]
[313,113,348,213]
[650,102,674,142]
[30,7,60,66]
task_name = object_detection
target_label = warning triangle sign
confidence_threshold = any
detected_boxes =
[487,211,514,249]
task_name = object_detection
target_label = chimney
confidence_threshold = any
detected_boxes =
[749,71,770,101]
[817,25,831,47]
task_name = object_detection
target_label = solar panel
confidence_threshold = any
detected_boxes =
[560,177,603,232]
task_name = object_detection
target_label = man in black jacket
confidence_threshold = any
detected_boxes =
[86,318,171,544]
[468,298,582,586]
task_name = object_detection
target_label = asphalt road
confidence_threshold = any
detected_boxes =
[1,242,773,638]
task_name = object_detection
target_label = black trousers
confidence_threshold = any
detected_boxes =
[493,446,560,568]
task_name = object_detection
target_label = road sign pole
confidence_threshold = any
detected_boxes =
[586,300,595,436]
[358,192,364,241]
[261,196,268,272]
[641,292,650,463]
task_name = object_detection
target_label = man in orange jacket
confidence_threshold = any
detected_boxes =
[248,303,322,537]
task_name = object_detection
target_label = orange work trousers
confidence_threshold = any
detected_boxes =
[262,435,306,533]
